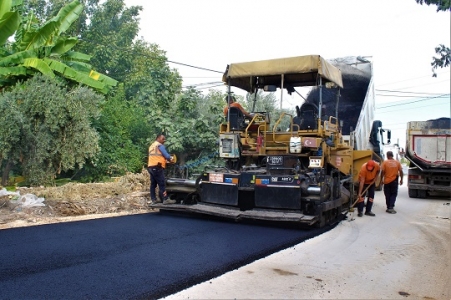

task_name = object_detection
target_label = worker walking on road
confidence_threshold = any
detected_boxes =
[357,160,380,217]
[381,151,403,214]
[147,134,176,205]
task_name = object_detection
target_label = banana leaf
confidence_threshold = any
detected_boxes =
[45,58,106,91]
[51,37,78,55]
[62,50,91,62]
[54,0,83,35]
[0,50,36,67]
[0,11,20,45]
[23,58,55,78]
[0,66,27,76]
[19,20,58,51]
[65,60,92,73]
[96,72,118,87]
[0,0,11,17]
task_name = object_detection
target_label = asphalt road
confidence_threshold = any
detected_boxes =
[164,184,451,300]
[0,211,334,299]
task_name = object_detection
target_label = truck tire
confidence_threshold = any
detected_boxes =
[408,188,418,198]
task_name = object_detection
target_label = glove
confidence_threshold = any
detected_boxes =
[170,156,174,161]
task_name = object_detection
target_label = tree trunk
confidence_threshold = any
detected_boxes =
[1,159,13,186]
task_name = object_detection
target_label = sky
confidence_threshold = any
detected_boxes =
[124,0,450,148]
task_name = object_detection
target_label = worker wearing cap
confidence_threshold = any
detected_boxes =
[381,151,403,214]
[357,160,380,217]
[223,95,254,120]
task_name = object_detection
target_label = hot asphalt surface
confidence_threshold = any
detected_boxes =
[0,211,334,299]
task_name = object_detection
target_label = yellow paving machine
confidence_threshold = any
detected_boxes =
[154,55,391,227]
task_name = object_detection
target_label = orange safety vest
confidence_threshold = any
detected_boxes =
[148,141,167,169]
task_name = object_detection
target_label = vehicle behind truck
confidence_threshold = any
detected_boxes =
[405,117,451,198]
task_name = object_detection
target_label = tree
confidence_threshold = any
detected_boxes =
[163,89,223,165]
[74,0,142,83]
[0,0,117,93]
[431,44,450,77]
[0,75,103,186]
[82,84,152,181]
[243,90,294,130]
[415,0,451,76]
[415,0,451,11]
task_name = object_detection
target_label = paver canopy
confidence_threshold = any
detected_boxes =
[222,55,344,92]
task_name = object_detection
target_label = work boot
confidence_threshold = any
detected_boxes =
[365,201,375,216]
[357,202,365,214]
[163,199,176,205]
[386,208,397,214]
[358,212,363,217]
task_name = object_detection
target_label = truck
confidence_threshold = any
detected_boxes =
[304,56,391,189]
[405,117,451,198]
[154,54,391,228]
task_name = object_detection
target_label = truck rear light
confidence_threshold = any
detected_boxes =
[409,175,425,183]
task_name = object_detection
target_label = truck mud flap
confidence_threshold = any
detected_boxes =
[150,203,317,225]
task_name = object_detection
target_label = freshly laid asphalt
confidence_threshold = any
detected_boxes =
[0,211,334,299]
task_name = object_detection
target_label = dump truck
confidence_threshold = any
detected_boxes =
[304,56,391,189]
[405,117,451,198]
[305,56,390,161]
[154,55,390,227]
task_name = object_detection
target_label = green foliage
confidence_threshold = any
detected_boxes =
[243,90,295,130]
[126,41,182,112]
[82,84,152,181]
[0,11,20,45]
[415,0,451,11]
[415,0,451,76]
[159,89,224,169]
[0,0,117,94]
[0,74,103,186]
[0,88,23,162]
[75,0,142,81]
[431,44,450,77]
[71,0,183,108]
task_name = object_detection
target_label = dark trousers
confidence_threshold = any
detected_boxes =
[147,167,167,201]
[358,183,375,213]
[383,179,399,209]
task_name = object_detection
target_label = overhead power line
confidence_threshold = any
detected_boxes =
[188,84,225,90]
[182,82,225,90]
[167,60,223,74]
[376,93,450,98]
[377,94,450,109]
[377,71,450,87]
[375,89,448,95]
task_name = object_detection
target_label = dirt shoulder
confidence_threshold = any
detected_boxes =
[0,171,154,230]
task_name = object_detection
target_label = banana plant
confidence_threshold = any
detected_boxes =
[0,0,117,94]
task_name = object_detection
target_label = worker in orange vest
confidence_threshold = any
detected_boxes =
[223,95,254,120]
[147,134,175,205]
